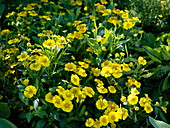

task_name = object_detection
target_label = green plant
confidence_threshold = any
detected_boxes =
[0,102,17,128]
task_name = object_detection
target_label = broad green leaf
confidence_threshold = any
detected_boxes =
[143,46,162,63]
[0,4,5,17]
[79,105,86,117]
[26,112,32,123]
[162,73,170,90]
[0,118,17,128]
[149,116,170,128]
[35,120,46,128]
[0,102,10,118]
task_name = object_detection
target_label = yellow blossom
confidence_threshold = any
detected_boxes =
[99,115,109,126]
[85,118,94,127]
[61,100,73,112]
[37,56,50,67]
[30,63,41,71]
[138,56,147,65]
[71,74,80,86]
[45,92,53,103]
[127,94,138,105]
[96,98,108,110]
[24,85,37,98]
[52,95,63,108]
[108,86,117,93]
[83,86,95,97]
[64,62,76,71]
[62,90,74,100]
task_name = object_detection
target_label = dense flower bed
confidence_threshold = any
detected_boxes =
[0,0,169,127]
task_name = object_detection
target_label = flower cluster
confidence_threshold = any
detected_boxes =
[0,0,168,127]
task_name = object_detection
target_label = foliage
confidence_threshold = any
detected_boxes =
[0,102,17,128]
[0,0,169,128]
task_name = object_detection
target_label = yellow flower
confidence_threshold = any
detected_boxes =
[85,118,94,127]
[70,87,80,96]
[78,68,87,77]
[99,115,109,126]
[64,62,76,71]
[61,100,73,112]
[97,86,108,94]
[112,70,123,78]
[158,15,163,18]
[23,79,29,84]
[108,112,118,123]
[131,88,140,95]
[45,92,53,103]
[71,74,80,86]
[78,61,89,69]
[76,24,87,33]
[161,107,167,113]
[123,22,135,30]
[100,0,108,4]
[1,29,11,36]
[52,95,63,108]
[17,52,29,61]
[43,39,55,49]
[121,63,131,72]
[73,31,83,39]
[62,90,74,100]
[56,86,65,95]
[96,98,108,110]
[120,96,126,102]
[91,68,100,77]
[101,67,112,77]
[30,63,41,71]
[24,85,37,98]
[120,108,129,120]
[144,103,153,113]
[138,56,147,65]
[83,86,95,97]
[93,119,101,128]
[108,86,117,93]
[28,55,38,61]
[127,94,138,105]
[139,97,148,107]
[37,56,50,67]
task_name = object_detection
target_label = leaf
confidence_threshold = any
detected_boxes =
[51,110,59,121]
[162,73,170,90]
[19,92,29,105]
[0,102,10,118]
[0,118,17,128]
[0,4,5,18]
[35,120,46,128]
[145,33,156,47]
[26,112,32,123]
[143,46,162,63]
[79,105,86,117]
[149,116,170,128]
[59,114,67,128]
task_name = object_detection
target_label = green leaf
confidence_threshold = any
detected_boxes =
[162,73,170,90]
[35,120,46,128]
[145,33,156,47]
[19,92,29,105]
[149,116,170,128]
[79,105,86,117]
[0,4,5,17]
[143,46,162,63]
[0,118,17,128]
[0,102,10,118]
[51,110,59,121]
[26,112,32,123]
[59,114,67,128]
